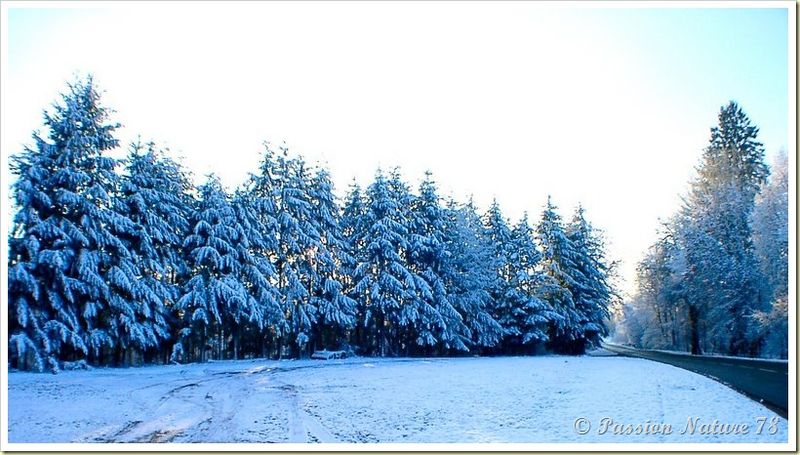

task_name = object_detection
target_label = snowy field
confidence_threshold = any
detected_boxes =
[7,354,788,444]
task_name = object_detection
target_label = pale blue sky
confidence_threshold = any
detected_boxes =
[1,2,793,294]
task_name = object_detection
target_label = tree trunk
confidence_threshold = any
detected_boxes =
[688,304,701,355]
[233,325,240,360]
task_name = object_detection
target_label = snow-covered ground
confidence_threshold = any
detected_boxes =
[6,355,789,444]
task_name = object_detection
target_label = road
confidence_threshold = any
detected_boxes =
[601,342,789,418]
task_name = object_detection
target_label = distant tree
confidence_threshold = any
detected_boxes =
[629,222,688,351]
[750,151,789,358]
[751,151,789,303]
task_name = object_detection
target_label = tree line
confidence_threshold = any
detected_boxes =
[619,102,789,359]
[8,77,615,372]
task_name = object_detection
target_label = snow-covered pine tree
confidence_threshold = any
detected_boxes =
[340,181,369,351]
[271,149,321,356]
[678,101,769,356]
[507,213,556,352]
[230,184,283,359]
[407,172,469,354]
[481,199,515,351]
[8,77,162,371]
[308,167,357,349]
[175,175,253,362]
[535,197,584,354]
[565,205,613,348]
[442,198,504,350]
[351,170,417,356]
[117,140,194,364]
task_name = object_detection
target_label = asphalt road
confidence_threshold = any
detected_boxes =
[601,342,789,419]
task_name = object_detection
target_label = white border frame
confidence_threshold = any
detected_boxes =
[0,0,795,452]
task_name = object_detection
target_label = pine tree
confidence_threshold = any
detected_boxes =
[407,172,469,353]
[679,101,768,356]
[566,205,613,347]
[8,77,168,371]
[351,170,417,356]
[481,200,516,350]
[271,148,321,356]
[175,175,252,362]
[308,167,357,349]
[116,140,194,364]
[340,181,369,351]
[442,199,504,350]
[536,197,583,354]
[507,213,555,350]
[230,185,283,359]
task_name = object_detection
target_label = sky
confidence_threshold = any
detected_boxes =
[1,2,793,296]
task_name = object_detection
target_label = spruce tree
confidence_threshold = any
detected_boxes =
[308,167,357,349]
[442,199,504,350]
[8,77,157,371]
[482,200,515,350]
[679,101,768,355]
[408,172,469,353]
[117,140,194,364]
[230,185,283,359]
[536,197,583,354]
[351,170,417,356]
[175,175,252,362]
[507,213,555,350]
[566,205,613,347]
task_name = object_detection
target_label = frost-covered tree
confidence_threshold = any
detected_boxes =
[351,170,418,356]
[442,199,503,350]
[482,199,514,340]
[750,151,789,358]
[8,77,162,371]
[308,167,357,349]
[679,101,769,356]
[751,151,789,303]
[340,181,369,350]
[117,140,194,363]
[175,175,254,362]
[506,213,555,351]
[247,145,319,356]
[483,201,555,352]
[627,222,689,351]
[535,197,584,354]
[566,206,613,347]
[623,102,776,357]
[230,185,283,359]
[407,172,469,353]
[271,149,321,356]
